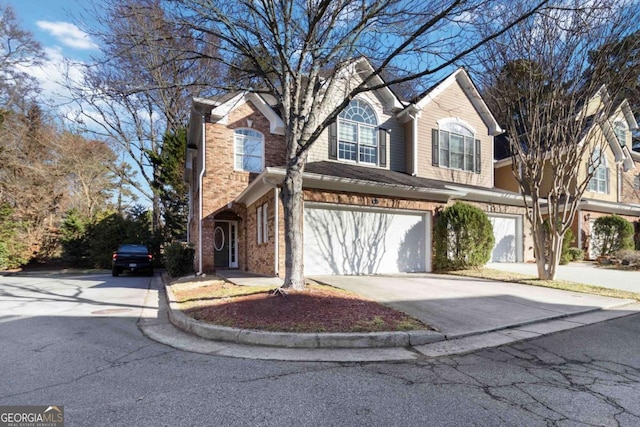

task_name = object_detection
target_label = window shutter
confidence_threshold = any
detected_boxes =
[475,139,481,174]
[263,203,268,243]
[378,128,387,167]
[432,129,439,166]
[329,122,337,160]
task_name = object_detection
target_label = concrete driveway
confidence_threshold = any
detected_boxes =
[311,273,636,338]
[487,262,640,292]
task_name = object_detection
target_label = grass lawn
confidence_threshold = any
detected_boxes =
[447,267,640,302]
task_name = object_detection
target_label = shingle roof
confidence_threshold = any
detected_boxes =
[302,161,448,189]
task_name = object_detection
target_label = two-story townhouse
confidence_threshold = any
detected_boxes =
[494,94,640,259]
[185,60,534,277]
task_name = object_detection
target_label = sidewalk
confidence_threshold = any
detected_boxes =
[138,272,640,362]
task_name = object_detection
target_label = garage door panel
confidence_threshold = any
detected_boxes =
[489,215,521,263]
[304,206,428,275]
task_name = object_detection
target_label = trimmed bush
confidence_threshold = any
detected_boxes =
[164,242,195,277]
[559,228,575,265]
[434,202,494,270]
[592,215,634,257]
[565,247,585,263]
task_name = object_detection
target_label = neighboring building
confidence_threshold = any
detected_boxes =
[185,60,534,277]
[494,93,640,259]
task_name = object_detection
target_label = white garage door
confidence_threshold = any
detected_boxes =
[488,214,522,262]
[304,204,431,275]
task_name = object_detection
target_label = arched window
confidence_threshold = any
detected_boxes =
[588,148,609,194]
[613,120,627,147]
[234,128,264,173]
[338,99,378,164]
[435,120,478,172]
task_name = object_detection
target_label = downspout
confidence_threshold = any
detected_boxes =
[263,177,280,276]
[411,113,419,176]
[577,209,583,252]
[198,115,206,275]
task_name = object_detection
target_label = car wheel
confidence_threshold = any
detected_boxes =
[112,268,120,277]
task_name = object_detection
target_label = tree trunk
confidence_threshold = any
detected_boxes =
[546,233,563,280]
[280,162,305,290]
[534,226,551,280]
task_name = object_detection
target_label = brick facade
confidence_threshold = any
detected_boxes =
[190,98,285,273]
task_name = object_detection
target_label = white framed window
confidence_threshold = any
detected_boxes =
[235,128,264,173]
[338,99,378,165]
[256,202,268,244]
[588,148,610,194]
[634,174,640,191]
[434,120,479,173]
[613,120,627,147]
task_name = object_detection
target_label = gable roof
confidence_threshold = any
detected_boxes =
[400,68,503,136]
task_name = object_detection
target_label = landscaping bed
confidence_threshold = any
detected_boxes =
[170,276,429,333]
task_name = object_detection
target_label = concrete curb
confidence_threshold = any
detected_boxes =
[442,298,638,340]
[165,279,445,349]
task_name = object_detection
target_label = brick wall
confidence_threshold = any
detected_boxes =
[197,99,285,273]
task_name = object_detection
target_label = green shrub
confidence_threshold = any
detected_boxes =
[434,202,494,270]
[592,215,634,257]
[559,228,575,265]
[565,247,584,262]
[164,242,195,277]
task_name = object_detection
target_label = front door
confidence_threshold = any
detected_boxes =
[213,221,238,268]
[214,222,230,268]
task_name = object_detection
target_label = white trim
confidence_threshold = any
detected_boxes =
[412,113,419,175]
[234,128,265,173]
[213,220,239,268]
[257,205,263,244]
[198,115,206,275]
[273,187,279,276]
[196,92,285,135]
[263,202,269,243]
[412,68,503,136]
[437,117,477,135]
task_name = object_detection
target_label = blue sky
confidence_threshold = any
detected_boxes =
[7,0,99,107]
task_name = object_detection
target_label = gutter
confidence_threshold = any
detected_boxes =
[411,113,419,176]
[198,115,206,275]
[262,177,281,277]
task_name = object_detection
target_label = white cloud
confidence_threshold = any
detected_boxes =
[36,20,99,50]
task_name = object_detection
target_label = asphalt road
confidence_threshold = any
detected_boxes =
[1,271,640,426]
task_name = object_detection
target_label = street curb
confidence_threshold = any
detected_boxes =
[164,277,445,349]
[442,298,638,340]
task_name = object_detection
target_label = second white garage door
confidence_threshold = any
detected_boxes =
[488,214,523,262]
[304,204,431,275]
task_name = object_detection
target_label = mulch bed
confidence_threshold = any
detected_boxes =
[178,283,428,333]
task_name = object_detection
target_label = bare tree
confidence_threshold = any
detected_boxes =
[476,0,640,279]
[0,4,42,115]
[55,132,118,219]
[66,0,221,230]
[172,0,549,289]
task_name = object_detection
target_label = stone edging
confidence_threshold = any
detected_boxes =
[164,281,444,349]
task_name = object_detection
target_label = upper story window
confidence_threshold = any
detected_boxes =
[433,120,480,173]
[613,120,627,147]
[338,99,378,165]
[234,128,264,173]
[588,148,610,194]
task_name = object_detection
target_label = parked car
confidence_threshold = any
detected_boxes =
[111,244,154,276]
